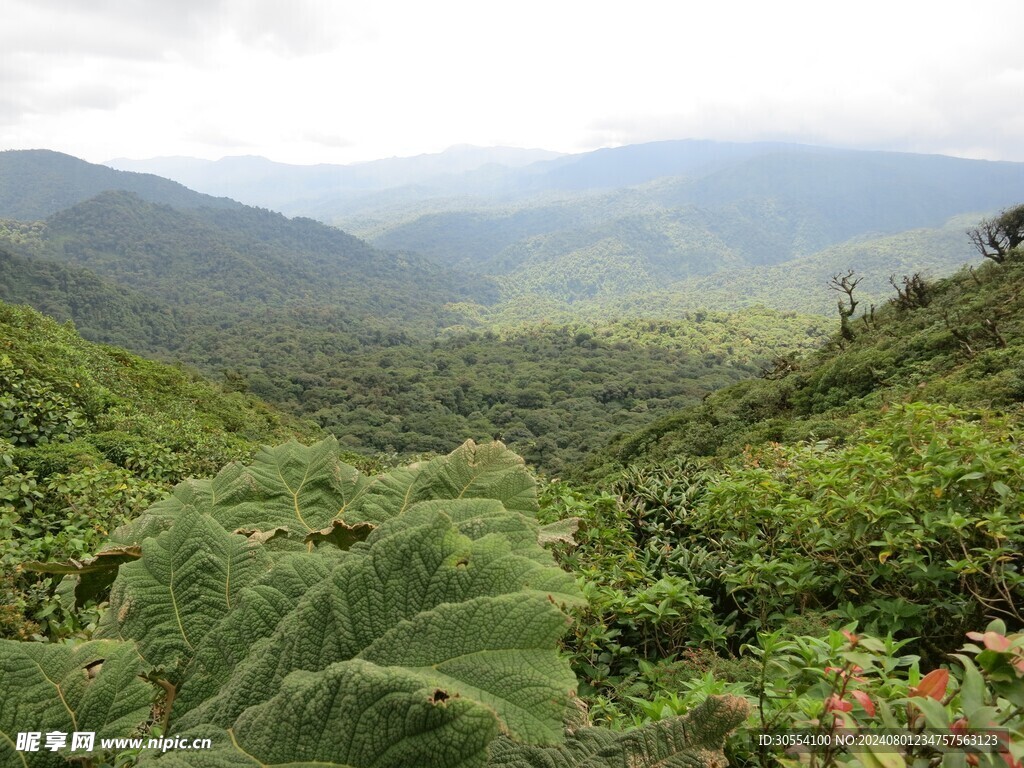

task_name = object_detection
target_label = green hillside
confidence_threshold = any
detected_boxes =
[0,301,321,639]
[603,240,1024,472]
[19,190,498,316]
[367,195,1002,317]
[0,149,241,220]
[0,188,503,370]
[654,215,981,315]
[0,243,183,350]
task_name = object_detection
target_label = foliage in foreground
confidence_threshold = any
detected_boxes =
[0,438,745,768]
[0,301,320,640]
[546,404,1023,697]
[537,403,1023,765]
[602,623,1024,768]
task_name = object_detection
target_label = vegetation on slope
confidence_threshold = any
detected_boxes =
[0,149,241,220]
[604,247,1024,473]
[524,237,1024,767]
[243,310,827,474]
[8,190,498,317]
[0,301,320,639]
[0,243,184,350]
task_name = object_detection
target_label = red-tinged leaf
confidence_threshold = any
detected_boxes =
[911,669,949,700]
[982,632,1011,652]
[842,629,859,646]
[850,689,876,717]
[825,694,853,713]
[951,717,969,733]
[967,631,985,643]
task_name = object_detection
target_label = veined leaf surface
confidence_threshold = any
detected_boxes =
[0,640,152,768]
[97,506,273,680]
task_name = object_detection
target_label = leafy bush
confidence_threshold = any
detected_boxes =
[0,438,746,768]
[0,354,86,446]
[540,403,1023,743]
[733,622,1024,768]
[687,403,1023,651]
[0,303,320,640]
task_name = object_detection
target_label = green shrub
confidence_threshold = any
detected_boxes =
[0,354,86,446]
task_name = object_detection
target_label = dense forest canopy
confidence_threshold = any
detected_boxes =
[0,146,1022,767]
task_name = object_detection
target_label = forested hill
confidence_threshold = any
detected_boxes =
[0,149,241,220]
[601,244,1024,475]
[0,244,183,351]
[357,146,1024,315]
[0,189,499,326]
[0,299,331,638]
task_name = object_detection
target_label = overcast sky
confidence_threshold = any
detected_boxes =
[3,0,1023,165]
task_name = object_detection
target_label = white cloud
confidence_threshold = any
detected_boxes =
[2,0,1023,163]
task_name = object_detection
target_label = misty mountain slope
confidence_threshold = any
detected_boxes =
[438,216,987,327]
[511,139,825,191]
[12,190,498,318]
[664,214,984,315]
[106,145,565,211]
[369,196,616,268]
[0,149,241,220]
[650,149,1024,242]
[357,145,1024,310]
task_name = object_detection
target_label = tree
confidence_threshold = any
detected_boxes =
[828,270,862,341]
[888,272,930,310]
[966,203,1024,263]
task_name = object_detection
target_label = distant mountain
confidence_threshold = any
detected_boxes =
[512,139,824,191]
[105,145,565,212]
[1,190,498,324]
[663,215,982,316]
[354,144,1024,312]
[0,149,241,220]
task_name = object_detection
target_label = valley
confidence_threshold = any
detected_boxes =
[4,143,1021,475]
[1,141,1022,768]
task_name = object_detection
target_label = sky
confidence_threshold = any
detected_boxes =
[2,0,1024,166]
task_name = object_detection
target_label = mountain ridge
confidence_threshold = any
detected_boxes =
[0,149,242,220]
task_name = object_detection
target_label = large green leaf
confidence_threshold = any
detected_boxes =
[177,509,579,749]
[110,479,214,546]
[365,498,559,564]
[141,661,498,767]
[80,439,538,597]
[6,439,597,768]
[0,640,153,768]
[486,695,750,768]
[407,440,539,515]
[356,440,538,519]
[173,550,339,717]
[205,438,375,534]
[97,506,274,680]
